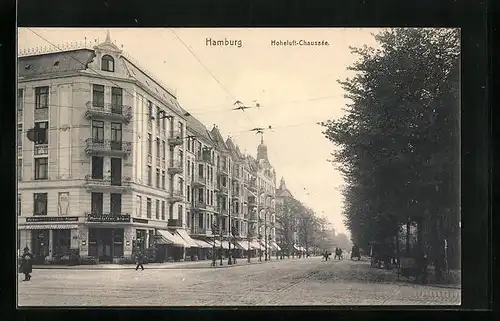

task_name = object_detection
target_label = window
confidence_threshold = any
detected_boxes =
[17,160,22,181]
[18,194,21,216]
[178,205,183,224]
[101,55,114,72]
[187,186,191,202]
[156,138,160,159]
[147,134,152,155]
[187,160,191,176]
[198,188,204,203]
[179,149,184,163]
[162,116,166,132]
[92,120,104,142]
[136,196,142,217]
[198,164,204,178]
[17,124,22,148]
[34,157,48,180]
[147,101,153,123]
[156,168,160,188]
[156,200,160,219]
[18,89,24,112]
[199,213,203,228]
[111,87,123,112]
[178,178,184,195]
[111,123,122,150]
[177,121,183,137]
[110,193,122,215]
[161,201,166,220]
[91,156,104,179]
[35,86,49,109]
[146,198,152,218]
[156,107,161,128]
[147,166,152,186]
[161,141,166,161]
[161,170,166,190]
[33,193,48,215]
[34,121,48,145]
[92,84,105,107]
[91,192,103,214]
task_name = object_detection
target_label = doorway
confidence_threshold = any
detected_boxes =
[31,230,50,264]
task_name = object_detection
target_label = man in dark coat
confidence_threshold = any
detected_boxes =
[20,247,33,281]
[135,250,145,271]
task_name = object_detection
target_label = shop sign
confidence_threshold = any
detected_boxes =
[87,213,131,223]
[26,216,79,223]
[133,218,149,224]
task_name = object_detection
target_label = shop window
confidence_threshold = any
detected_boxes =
[113,229,124,257]
[156,199,160,219]
[35,86,49,109]
[53,230,71,257]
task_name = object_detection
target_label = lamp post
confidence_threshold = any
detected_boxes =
[258,234,262,261]
[247,223,251,263]
[228,183,233,265]
[264,212,268,261]
[219,217,223,266]
[231,226,237,264]
[211,224,217,267]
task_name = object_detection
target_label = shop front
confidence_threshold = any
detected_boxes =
[156,229,186,262]
[176,229,200,261]
[18,216,79,265]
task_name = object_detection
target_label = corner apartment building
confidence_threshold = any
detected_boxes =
[17,33,190,263]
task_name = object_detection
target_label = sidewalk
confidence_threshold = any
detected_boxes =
[33,256,298,270]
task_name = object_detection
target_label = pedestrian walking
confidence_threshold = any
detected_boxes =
[20,247,33,281]
[135,250,145,271]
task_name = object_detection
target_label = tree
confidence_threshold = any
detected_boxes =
[321,28,460,271]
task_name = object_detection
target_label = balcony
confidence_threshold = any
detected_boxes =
[85,212,131,223]
[193,175,206,187]
[219,208,228,216]
[193,201,208,210]
[248,181,257,192]
[196,152,212,164]
[168,160,183,175]
[167,189,184,203]
[218,165,228,175]
[167,219,183,228]
[34,144,49,156]
[190,227,212,236]
[85,102,132,123]
[217,185,228,195]
[85,138,132,157]
[167,130,183,146]
[84,175,132,192]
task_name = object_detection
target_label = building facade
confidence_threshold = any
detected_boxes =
[17,32,281,264]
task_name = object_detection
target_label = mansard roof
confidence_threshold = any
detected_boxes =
[18,49,95,79]
[186,114,213,144]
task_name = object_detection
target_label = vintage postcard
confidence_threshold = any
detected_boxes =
[16,27,461,306]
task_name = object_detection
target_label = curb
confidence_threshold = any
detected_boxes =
[33,257,297,271]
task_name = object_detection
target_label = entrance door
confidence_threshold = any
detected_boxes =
[31,230,50,264]
[111,158,122,186]
[97,230,113,262]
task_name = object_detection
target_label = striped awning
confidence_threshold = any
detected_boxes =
[271,242,281,251]
[250,241,261,250]
[260,240,272,249]
[221,241,230,249]
[157,230,185,246]
[194,239,213,248]
[176,229,199,248]
[235,240,248,250]
[293,244,300,251]
[19,224,79,230]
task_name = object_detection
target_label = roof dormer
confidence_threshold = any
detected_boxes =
[93,30,123,74]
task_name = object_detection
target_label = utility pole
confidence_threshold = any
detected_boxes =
[264,205,268,261]
[228,176,232,265]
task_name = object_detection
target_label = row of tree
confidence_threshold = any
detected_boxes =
[276,196,347,255]
[321,28,460,273]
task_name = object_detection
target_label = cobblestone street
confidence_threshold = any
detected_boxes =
[18,256,461,306]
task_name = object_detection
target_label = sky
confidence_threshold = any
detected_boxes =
[18,27,381,236]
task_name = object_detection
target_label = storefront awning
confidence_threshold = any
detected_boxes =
[235,240,248,250]
[260,240,272,249]
[176,229,200,248]
[271,242,281,251]
[293,244,300,251]
[193,239,214,248]
[157,230,185,246]
[221,241,230,249]
[250,241,261,250]
[19,224,79,230]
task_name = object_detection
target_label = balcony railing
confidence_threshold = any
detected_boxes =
[168,160,183,175]
[193,201,208,210]
[248,198,257,207]
[85,102,132,123]
[218,165,228,175]
[196,152,212,164]
[34,144,49,156]
[84,175,132,192]
[85,212,131,223]
[248,181,257,192]
[217,185,228,194]
[167,130,183,146]
[85,138,132,156]
[193,175,206,186]
[167,219,183,228]
[167,189,184,203]
[190,227,212,236]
